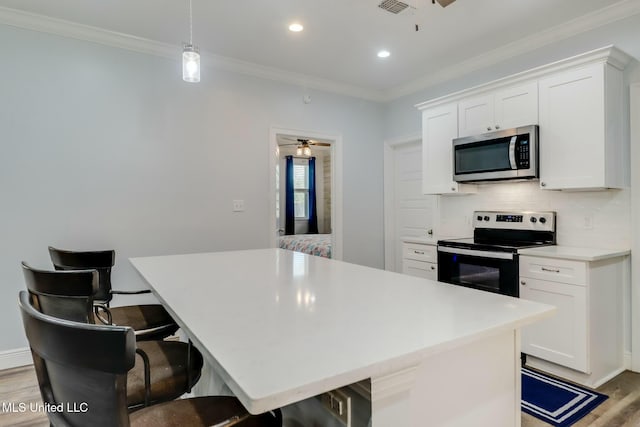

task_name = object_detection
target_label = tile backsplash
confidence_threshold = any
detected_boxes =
[438,181,630,249]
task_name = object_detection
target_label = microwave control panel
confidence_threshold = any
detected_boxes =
[515,137,530,169]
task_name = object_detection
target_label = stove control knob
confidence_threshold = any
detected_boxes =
[483,216,490,221]
[539,217,547,224]
[477,215,483,221]
[530,217,537,223]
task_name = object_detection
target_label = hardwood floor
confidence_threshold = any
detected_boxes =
[1,365,640,426]
[0,365,48,427]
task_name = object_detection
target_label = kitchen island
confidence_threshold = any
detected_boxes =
[130,249,554,426]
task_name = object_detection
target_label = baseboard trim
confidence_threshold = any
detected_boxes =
[0,347,32,370]
[625,350,633,371]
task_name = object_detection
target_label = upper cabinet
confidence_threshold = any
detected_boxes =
[538,62,624,190]
[422,103,477,195]
[416,46,631,193]
[458,82,538,137]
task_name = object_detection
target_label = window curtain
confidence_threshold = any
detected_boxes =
[285,156,295,235]
[308,157,319,234]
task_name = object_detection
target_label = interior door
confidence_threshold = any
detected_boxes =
[392,141,436,272]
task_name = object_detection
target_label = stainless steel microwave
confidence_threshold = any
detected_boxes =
[453,125,538,183]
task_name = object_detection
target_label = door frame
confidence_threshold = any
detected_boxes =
[631,83,640,371]
[383,133,422,272]
[269,126,343,260]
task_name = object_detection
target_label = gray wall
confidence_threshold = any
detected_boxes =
[0,24,384,352]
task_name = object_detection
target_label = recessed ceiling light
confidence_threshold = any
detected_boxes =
[377,50,391,58]
[289,23,304,32]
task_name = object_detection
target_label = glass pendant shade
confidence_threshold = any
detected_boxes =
[296,146,303,156]
[182,44,200,83]
[303,146,312,157]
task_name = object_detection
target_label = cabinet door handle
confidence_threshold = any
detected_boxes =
[427,229,433,236]
[430,266,436,270]
[413,250,425,255]
[486,126,492,131]
[540,182,547,187]
[520,281,526,285]
[495,125,500,129]
[541,267,560,273]
[451,187,456,191]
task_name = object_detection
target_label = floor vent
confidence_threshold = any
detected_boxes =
[378,0,412,14]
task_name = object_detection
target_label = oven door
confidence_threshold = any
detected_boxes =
[437,246,519,297]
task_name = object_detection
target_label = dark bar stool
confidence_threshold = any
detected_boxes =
[18,291,282,427]
[48,246,178,341]
[21,262,201,410]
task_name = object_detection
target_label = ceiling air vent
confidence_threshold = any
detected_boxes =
[378,0,413,14]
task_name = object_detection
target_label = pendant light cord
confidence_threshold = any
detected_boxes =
[189,0,193,45]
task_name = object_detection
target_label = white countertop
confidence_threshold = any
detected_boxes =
[518,245,630,261]
[401,236,437,245]
[130,249,554,414]
[401,235,469,245]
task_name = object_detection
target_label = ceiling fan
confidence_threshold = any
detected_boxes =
[378,0,455,15]
[279,137,331,156]
[433,0,455,7]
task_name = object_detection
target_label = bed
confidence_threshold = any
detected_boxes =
[278,234,332,258]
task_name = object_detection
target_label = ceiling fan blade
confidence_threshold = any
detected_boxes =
[309,142,331,147]
[436,0,456,7]
[279,136,300,142]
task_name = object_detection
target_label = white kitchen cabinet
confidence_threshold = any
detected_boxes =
[416,46,630,193]
[458,81,538,137]
[519,253,625,387]
[402,242,437,281]
[538,62,624,190]
[519,276,588,371]
[421,103,476,195]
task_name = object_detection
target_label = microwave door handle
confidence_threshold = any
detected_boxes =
[509,136,517,169]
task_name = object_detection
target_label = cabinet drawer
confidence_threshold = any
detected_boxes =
[402,243,437,263]
[520,256,587,285]
[402,259,437,281]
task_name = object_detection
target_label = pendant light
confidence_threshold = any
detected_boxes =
[182,0,200,83]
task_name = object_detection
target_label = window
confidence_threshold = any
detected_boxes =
[293,163,309,219]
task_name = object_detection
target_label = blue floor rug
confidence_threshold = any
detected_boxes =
[522,367,608,427]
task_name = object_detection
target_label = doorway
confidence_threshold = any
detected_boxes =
[269,127,343,260]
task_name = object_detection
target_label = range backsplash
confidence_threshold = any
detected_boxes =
[438,181,630,249]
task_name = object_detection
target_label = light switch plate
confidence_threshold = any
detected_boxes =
[233,200,245,212]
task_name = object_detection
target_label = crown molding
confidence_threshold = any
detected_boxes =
[0,6,386,102]
[415,45,630,111]
[385,0,640,101]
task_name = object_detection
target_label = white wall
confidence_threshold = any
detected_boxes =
[0,23,384,353]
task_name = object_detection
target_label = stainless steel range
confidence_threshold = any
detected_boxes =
[437,211,556,297]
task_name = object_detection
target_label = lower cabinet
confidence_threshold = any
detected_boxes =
[402,242,437,281]
[519,277,588,372]
[519,254,625,387]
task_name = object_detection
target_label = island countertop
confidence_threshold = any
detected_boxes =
[130,248,554,414]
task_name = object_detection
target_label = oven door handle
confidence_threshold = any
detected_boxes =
[438,246,514,260]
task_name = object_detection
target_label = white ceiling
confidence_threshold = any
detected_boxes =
[0,0,637,99]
